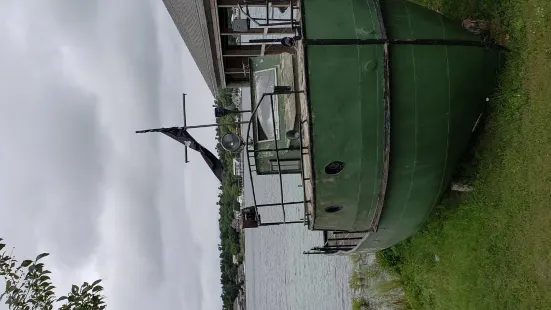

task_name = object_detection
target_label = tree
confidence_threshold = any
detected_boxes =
[214,88,247,308]
[0,238,106,310]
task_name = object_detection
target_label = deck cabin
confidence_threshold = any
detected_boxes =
[247,54,302,175]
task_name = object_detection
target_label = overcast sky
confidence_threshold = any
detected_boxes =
[0,1,221,309]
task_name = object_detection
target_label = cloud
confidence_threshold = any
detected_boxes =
[0,6,108,268]
[0,0,221,309]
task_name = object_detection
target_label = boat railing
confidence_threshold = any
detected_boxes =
[244,87,311,227]
[237,0,299,28]
[298,118,312,226]
[303,231,370,255]
[236,0,301,52]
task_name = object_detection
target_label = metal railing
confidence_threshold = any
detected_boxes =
[298,118,311,226]
[244,88,310,227]
[303,231,369,255]
[242,85,365,255]
[235,0,301,53]
[237,0,300,29]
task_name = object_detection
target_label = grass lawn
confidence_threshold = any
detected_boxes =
[375,0,551,309]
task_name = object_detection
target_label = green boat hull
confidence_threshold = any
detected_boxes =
[303,0,506,251]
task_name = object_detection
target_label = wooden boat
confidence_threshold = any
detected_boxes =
[236,0,507,254]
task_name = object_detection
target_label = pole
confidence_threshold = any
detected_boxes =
[135,121,251,134]
[182,93,189,163]
[258,220,303,227]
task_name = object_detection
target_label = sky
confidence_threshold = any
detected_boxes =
[0,1,222,309]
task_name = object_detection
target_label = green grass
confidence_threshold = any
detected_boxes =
[350,253,361,265]
[375,0,551,309]
[352,297,371,310]
[349,271,364,290]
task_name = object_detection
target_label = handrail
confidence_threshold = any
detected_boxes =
[268,94,286,222]
[298,119,309,225]
[244,89,304,225]
[244,91,286,222]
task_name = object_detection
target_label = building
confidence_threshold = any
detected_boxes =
[161,0,298,95]
[233,294,245,310]
[231,88,243,108]
[232,158,242,176]
[237,263,245,283]
[231,214,242,231]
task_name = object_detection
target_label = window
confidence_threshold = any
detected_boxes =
[253,68,279,142]
[270,159,300,173]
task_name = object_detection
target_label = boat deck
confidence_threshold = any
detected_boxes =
[293,38,316,228]
[325,231,367,248]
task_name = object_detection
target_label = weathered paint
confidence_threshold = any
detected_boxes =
[307,44,385,231]
[358,44,505,251]
[302,0,383,40]
[302,0,506,250]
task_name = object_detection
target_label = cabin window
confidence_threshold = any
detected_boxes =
[253,68,280,142]
[270,159,300,173]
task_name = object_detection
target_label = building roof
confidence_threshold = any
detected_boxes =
[162,0,223,96]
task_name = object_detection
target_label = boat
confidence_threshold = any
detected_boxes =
[236,0,507,254]
[138,0,507,254]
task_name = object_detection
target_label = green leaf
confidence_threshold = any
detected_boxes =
[0,243,5,251]
[35,253,49,262]
[91,279,102,287]
[56,296,68,302]
[71,284,78,294]
[92,285,103,292]
[20,260,32,267]
[39,275,50,281]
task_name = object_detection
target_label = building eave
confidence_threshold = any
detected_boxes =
[207,0,227,90]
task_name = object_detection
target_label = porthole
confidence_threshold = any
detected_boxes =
[325,205,343,213]
[324,161,345,175]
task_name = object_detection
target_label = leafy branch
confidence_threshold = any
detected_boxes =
[0,239,106,310]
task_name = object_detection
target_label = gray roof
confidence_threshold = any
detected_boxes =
[162,0,221,96]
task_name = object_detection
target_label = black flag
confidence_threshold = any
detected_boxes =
[136,127,224,182]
